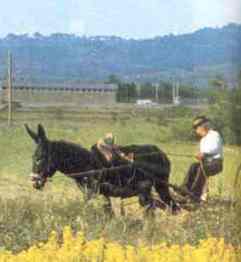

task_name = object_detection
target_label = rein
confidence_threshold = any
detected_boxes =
[128,151,194,159]
[67,164,133,179]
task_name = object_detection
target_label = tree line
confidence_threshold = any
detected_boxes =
[107,75,203,103]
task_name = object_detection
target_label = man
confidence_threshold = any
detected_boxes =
[182,116,224,202]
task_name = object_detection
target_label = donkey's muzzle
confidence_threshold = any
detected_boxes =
[30,173,46,190]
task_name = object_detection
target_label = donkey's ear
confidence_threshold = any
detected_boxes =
[38,124,47,142]
[24,124,39,143]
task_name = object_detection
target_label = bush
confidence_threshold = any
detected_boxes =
[230,84,241,145]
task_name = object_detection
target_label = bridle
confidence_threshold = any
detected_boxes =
[30,172,48,189]
[30,159,56,189]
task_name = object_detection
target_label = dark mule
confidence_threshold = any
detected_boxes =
[25,124,179,213]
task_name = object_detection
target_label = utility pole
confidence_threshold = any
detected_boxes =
[176,81,179,98]
[7,51,13,126]
[172,81,176,104]
[172,81,180,106]
[155,83,159,103]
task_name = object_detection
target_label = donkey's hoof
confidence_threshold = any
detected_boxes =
[171,204,182,215]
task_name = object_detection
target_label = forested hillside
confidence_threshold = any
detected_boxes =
[0,23,240,84]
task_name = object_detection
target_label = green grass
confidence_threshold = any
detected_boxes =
[0,107,240,252]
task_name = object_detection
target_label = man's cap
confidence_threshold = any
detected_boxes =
[192,116,210,129]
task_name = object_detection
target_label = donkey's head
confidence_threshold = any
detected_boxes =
[25,124,56,190]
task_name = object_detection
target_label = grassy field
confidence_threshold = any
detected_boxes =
[0,106,240,255]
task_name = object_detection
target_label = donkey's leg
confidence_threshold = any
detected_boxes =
[100,183,129,217]
[155,181,181,214]
[76,182,93,201]
[120,199,125,216]
[136,180,160,217]
[137,180,153,207]
[103,196,114,217]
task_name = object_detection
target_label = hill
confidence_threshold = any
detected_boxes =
[0,23,240,85]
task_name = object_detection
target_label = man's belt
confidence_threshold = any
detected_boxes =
[204,156,223,163]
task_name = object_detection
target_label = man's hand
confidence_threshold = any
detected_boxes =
[127,153,134,162]
[120,152,134,162]
[195,152,204,161]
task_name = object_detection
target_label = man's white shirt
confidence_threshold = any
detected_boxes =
[200,130,223,160]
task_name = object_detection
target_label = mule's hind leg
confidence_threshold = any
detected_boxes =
[100,183,132,217]
[155,181,181,214]
[137,180,153,217]
[137,180,153,207]
[137,180,166,216]
[103,196,114,217]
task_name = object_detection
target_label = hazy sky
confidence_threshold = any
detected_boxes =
[1,0,241,38]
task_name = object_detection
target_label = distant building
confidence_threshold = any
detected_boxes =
[1,82,117,106]
[136,99,156,106]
